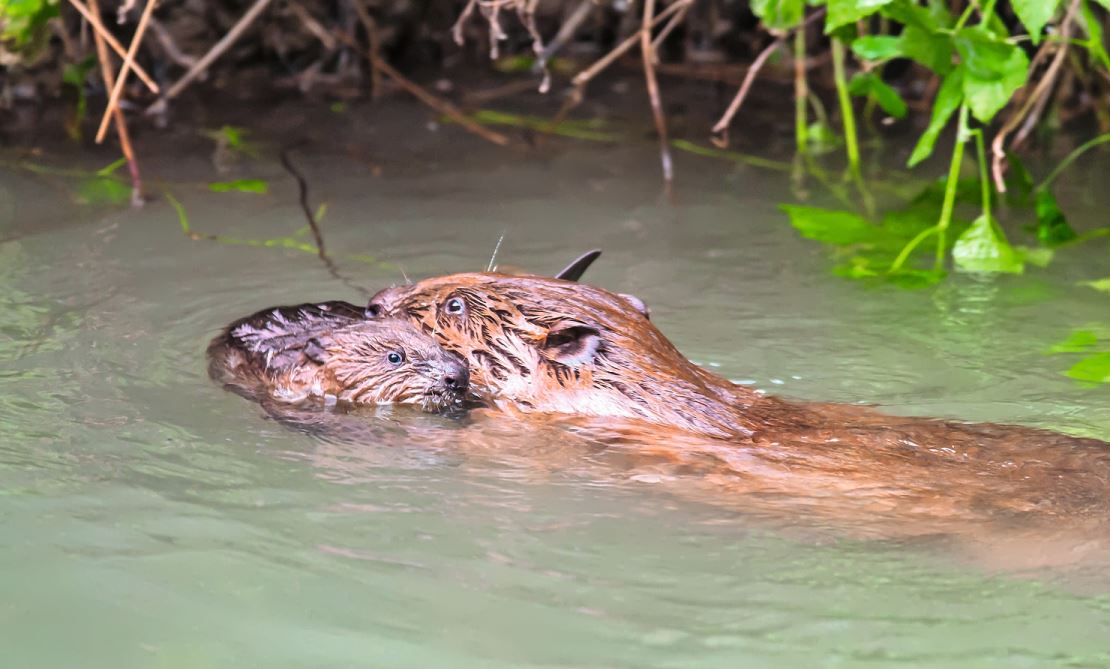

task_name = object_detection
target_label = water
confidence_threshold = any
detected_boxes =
[3,104,1110,667]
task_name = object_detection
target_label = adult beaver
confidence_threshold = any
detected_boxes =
[208,301,469,412]
[365,271,1110,524]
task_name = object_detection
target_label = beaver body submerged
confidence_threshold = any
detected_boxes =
[208,302,469,412]
[366,272,1110,519]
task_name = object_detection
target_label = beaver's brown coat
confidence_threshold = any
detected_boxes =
[368,272,816,438]
[208,302,468,411]
[366,272,1110,523]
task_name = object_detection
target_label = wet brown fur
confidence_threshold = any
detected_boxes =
[369,273,817,438]
[208,302,468,412]
[367,273,1110,524]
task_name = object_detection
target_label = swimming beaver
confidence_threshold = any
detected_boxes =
[366,272,809,438]
[208,302,469,412]
[365,272,1110,519]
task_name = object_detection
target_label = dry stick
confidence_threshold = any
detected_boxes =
[710,9,826,148]
[336,16,511,147]
[65,0,159,93]
[148,17,198,68]
[549,0,688,130]
[991,0,1081,191]
[278,148,368,296]
[88,0,144,205]
[357,0,383,99]
[641,0,673,187]
[94,0,157,144]
[288,1,336,51]
[651,0,691,61]
[146,0,275,113]
[538,0,593,66]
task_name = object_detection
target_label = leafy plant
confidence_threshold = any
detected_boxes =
[0,0,58,53]
[747,0,1110,287]
[1046,328,1110,385]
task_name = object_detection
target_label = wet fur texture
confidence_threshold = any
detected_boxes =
[208,302,468,412]
[367,272,1110,524]
[368,273,814,439]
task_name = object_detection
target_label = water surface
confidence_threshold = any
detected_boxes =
[2,106,1110,667]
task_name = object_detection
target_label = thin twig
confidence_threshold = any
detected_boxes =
[288,0,336,51]
[548,0,688,131]
[537,0,593,67]
[88,0,144,206]
[335,23,511,146]
[991,0,1081,191]
[65,0,159,93]
[651,0,691,60]
[641,0,673,188]
[349,0,383,98]
[146,0,276,114]
[710,9,825,148]
[94,0,157,144]
[570,0,688,89]
[279,148,370,297]
[147,17,198,69]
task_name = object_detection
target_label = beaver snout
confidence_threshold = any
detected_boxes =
[436,355,470,394]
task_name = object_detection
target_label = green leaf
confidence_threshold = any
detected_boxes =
[952,214,1024,273]
[780,205,878,245]
[848,72,908,118]
[899,25,955,74]
[1095,0,1110,10]
[75,176,130,205]
[1004,153,1035,203]
[1066,352,1110,384]
[1034,188,1078,246]
[752,0,805,30]
[1080,278,1110,292]
[827,0,895,33]
[1047,329,1098,354]
[1079,0,1110,69]
[955,29,1030,122]
[1016,245,1054,267]
[62,55,96,87]
[908,68,964,167]
[954,28,1017,80]
[1013,0,1061,44]
[208,179,269,194]
[804,121,842,154]
[851,35,903,61]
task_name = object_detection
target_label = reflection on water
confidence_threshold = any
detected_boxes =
[2,120,1110,667]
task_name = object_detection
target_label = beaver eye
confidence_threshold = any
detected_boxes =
[444,296,466,316]
[365,303,382,317]
[386,351,405,366]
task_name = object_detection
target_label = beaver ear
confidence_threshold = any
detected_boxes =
[555,249,601,281]
[618,293,651,320]
[542,326,602,367]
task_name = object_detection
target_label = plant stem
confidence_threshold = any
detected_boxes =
[831,38,873,215]
[889,225,940,273]
[1036,132,1110,191]
[794,26,808,154]
[935,103,970,269]
[972,129,991,220]
[831,39,860,176]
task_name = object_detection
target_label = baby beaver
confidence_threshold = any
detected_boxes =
[207,301,469,412]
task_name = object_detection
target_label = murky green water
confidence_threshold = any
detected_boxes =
[3,111,1110,668]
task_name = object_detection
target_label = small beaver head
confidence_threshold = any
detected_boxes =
[367,273,758,437]
[315,319,469,411]
[209,303,469,412]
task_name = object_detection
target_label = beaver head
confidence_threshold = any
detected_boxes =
[209,303,469,412]
[367,273,762,437]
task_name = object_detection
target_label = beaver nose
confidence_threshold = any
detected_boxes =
[441,357,469,392]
